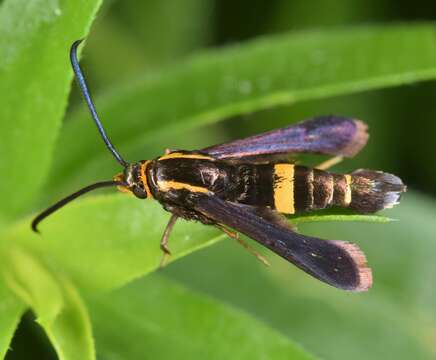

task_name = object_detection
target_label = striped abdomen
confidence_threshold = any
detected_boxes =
[242,164,405,214]
[271,164,350,214]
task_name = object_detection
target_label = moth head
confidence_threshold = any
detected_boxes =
[114,162,150,199]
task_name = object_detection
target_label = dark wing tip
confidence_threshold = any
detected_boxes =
[340,119,369,158]
[331,240,372,292]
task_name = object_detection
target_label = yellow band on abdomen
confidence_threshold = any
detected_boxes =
[273,164,295,214]
[344,174,352,205]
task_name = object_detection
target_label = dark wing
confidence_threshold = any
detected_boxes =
[195,195,372,291]
[202,116,368,160]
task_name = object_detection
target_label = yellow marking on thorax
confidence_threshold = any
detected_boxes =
[273,164,295,214]
[157,180,209,194]
[158,152,214,161]
[344,174,352,205]
[140,161,154,199]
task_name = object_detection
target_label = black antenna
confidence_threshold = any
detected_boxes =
[31,41,130,233]
[70,40,129,167]
[32,180,124,233]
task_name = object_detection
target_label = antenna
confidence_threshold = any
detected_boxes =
[31,41,132,233]
[31,180,124,233]
[70,40,128,167]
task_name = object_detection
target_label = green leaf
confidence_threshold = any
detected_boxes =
[1,247,95,360]
[289,208,393,225]
[43,279,95,360]
[291,214,392,224]
[0,284,25,359]
[164,190,436,360]
[47,24,436,193]
[0,0,103,219]
[2,246,63,324]
[89,274,316,360]
[0,0,103,355]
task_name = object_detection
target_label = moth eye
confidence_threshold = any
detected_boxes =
[132,186,148,199]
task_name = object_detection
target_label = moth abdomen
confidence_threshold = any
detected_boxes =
[271,165,406,214]
[347,169,406,213]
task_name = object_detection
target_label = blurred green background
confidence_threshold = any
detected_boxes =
[4,0,436,359]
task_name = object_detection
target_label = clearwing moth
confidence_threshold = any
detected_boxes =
[32,41,406,292]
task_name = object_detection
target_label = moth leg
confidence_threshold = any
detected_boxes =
[315,156,343,171]
[159,214,179,267]
[218,225,270,267]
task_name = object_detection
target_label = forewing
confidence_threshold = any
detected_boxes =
[195,195,372,291]
[202,116,368,160]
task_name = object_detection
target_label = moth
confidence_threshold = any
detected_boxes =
[32,41,406,292]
